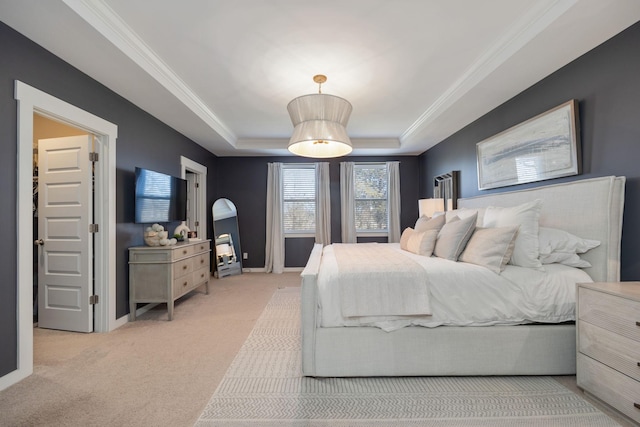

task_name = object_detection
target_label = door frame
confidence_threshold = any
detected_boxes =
[2,81,118,391]
[180,156,207,240]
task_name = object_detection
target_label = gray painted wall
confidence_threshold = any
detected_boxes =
[215,156,420,268]
[419,20,640,281]
[0,22,218,376]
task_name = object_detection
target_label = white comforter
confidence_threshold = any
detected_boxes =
[333,243,431,317]
[317,243,592,332]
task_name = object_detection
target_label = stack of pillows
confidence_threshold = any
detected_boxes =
[400,199,600,274]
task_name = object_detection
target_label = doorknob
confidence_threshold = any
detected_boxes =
[34,239,44,246]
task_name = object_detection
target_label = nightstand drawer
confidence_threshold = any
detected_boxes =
[578,353,640,423]
[579,287,640,342]
[579,321,640,381]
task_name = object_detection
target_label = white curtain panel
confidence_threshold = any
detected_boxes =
[340,162,357,243]
[315,162,331,245]
[264,162,284,273]
[387,161,401,243]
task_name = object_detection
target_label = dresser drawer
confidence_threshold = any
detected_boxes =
[578,353,640,423]
[579,287,640,342]
[193,266,210,286]
[193,253,210,270]
[173,274,194,299]
[192,241,209,254]
[173,244,194,260]
[579,321,640,381]
[173,258,193,279]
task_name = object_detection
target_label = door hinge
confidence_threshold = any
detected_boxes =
[195,221,199,227]
[195,182,199,188]
[89,223,99,233]
[89,295,99,305]
[89,152,99,162]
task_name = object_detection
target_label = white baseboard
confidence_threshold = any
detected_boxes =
[242,267,303,273]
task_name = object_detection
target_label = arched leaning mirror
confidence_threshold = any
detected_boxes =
[212,198,242,278]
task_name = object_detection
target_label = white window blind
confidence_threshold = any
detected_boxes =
[354,163,388,233]
[282,164,315,234]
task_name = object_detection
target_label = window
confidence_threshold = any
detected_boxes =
[354,163,388,234]
[282,164,315,235]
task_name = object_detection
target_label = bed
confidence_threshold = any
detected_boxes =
[300,176,625,377]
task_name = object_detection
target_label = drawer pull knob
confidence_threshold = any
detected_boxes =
[636,321,640,327]
[183,281,187,287]
[200,273,204,278]
[201,259,204,264]
[635,403,640,410]
[183,250,187,254]
[183,265,188,270]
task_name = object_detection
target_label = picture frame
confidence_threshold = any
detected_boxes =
[476,100,580,190]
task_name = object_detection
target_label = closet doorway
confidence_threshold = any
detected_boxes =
[5,81,118,392]
[33,116,96,332]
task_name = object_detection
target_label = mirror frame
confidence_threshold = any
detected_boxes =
[212,198,242,277]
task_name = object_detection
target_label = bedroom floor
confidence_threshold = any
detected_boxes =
[0,272,634,426]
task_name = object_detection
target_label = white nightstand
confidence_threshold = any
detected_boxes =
[577,281,640,424]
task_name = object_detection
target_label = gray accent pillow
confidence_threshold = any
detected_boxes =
[459,226,519,273]
[434,212,478,261]
[414,214,445,233]
[406,229,439,256]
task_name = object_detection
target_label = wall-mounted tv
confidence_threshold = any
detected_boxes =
[134,167,187,224]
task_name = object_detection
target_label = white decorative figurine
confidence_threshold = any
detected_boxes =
[144,223,177,246]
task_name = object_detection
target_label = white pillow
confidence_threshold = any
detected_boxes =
[459,226,519,274]
[538,227,600,256]
[434,213,478,261]
[445,207,485,226]
[482,199,543,269]
[540,251,592,268]
[406,229,439,256]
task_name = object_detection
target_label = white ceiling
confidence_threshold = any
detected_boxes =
[2,0,639,157]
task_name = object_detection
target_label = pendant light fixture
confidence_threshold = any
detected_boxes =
[287,74,353,158]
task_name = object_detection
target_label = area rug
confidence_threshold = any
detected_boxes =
[195,287,619,426]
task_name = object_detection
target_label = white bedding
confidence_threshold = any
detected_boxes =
[333,243,431,317]
[317,243,592,332]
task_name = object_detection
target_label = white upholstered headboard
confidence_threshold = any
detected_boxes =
[458,176,625,283]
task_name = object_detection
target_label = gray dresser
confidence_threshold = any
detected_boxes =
[577,281,640,423]
[129,239,211,320]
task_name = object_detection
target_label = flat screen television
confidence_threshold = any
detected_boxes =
[134,167,187,224]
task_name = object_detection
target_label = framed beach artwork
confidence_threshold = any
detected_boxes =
[476,100,580,190]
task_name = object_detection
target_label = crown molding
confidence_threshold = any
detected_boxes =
[401,0,577,146]
[61,0,237,145]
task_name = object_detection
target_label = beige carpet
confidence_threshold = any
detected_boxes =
[195,287,621,426]
[0,272,301,427]
[0,272,631,426]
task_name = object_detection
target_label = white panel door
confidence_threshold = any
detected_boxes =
[37,136,93,332]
